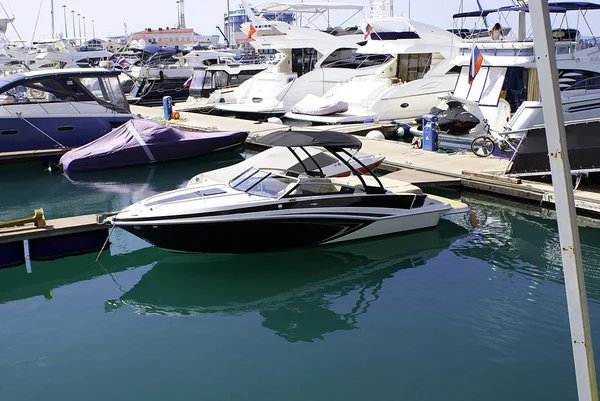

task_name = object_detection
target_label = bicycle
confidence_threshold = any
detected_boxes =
[470,120,522,158]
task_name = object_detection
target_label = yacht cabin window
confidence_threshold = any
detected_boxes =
[320,48,392,69]
[0,79,75,104]
[396,53,432,83]
[291,48,318,77]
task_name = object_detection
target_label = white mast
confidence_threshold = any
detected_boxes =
[50,0,55,38]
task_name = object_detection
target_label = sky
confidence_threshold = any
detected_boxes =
[2,0,599,43]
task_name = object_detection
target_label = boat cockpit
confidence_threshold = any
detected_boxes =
[0,70,130,112]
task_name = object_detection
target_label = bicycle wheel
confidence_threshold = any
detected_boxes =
[471,136,495,157]
[499,137,521,159]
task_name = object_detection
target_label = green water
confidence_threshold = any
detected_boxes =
[2,154,600,400]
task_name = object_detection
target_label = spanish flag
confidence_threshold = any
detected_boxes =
[247,25,257,40]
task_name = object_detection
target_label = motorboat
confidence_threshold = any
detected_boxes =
[112,130,468,253]
[0,68,135,153]
[284,17,462,124]
[173,61,272,113]
[187,1,376,116]
[425,2,600,136]
[58,119,248,172]
[186,145,385,186]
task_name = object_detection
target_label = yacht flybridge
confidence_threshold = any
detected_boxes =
[435,1,600,135]
[176,1,379,116]
[113,131,468,254]
[284,17,462,124]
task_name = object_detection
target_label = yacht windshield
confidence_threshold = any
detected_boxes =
[320,48,392,69]
[229,167,297,198]
[78,76,128,110]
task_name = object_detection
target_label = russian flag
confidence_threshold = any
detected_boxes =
[183,76,192,89]
[468,45,484,85]
[364,23,373,39]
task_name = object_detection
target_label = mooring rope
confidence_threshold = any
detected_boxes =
[17,112,67,149]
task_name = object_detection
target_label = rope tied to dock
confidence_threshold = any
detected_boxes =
[17,112,67,149]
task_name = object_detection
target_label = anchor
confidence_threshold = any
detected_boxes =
[0,208,47,229]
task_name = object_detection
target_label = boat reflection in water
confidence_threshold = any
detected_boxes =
[114,220,468,342]
[0,151,245,222]
[456,191,600,302]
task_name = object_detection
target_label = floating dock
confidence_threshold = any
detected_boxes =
[0,214,110,268]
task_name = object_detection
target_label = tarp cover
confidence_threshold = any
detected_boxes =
[290,94,349,116]
[60,119,248,172]
[258,130,362,150]
[508,119,600,175]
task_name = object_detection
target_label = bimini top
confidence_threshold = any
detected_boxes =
[451,2,600,18]
[257,130,363,150]
[255,2,363,14]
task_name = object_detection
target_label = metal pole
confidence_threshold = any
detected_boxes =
[83,16,86,39]
[62,5,67,37]
[226,0,231,46]
[77,13,81,42]
[50,0,55,38]
[71,10,75,39]
[528,2,598,401]
[176,1,180,28]
[92,20,95,39]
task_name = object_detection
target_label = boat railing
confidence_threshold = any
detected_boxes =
[562,76,600,94]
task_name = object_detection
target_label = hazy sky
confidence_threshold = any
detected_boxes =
[2,0,598,42]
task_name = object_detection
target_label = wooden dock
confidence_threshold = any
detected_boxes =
[0,214,110,268]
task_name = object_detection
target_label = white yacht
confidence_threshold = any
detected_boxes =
[284,17,462,124]
[432,2,600,135]
[182,1,376,116]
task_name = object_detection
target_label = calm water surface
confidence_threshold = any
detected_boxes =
[2,153,600,400]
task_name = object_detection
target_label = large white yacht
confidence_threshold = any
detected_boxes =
[432,2,600,135]
[284,17,462,124]
[178,1,379,116]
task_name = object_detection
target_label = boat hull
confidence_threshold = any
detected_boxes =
[0,115,134,152]
[116,206,447,254]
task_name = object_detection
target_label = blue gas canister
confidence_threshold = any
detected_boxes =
[163,96,173,120]
[422,114,439,152]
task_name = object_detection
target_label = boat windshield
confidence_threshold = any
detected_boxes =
[78,76,129,110]
[229,167,298,199]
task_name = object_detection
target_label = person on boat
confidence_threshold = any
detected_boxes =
[490,23,503,41]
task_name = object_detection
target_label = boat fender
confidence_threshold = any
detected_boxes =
[366,130,384,140]
[266,117,283,124]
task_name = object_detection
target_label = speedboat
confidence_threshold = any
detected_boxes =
[112,130,468,253]
[0,68,135,153]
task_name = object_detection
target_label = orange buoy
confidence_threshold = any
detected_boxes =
[172,111,181,120]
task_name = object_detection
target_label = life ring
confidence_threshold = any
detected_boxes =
[28,88,45,99]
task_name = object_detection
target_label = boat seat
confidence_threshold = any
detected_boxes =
[288,178,336,196]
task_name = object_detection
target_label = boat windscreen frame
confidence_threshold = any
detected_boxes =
[330,148,386,194]
[297,146,325,177]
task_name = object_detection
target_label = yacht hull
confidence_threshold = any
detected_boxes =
[0,114,134,152]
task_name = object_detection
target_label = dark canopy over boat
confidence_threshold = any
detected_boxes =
[257,130,363,150]
[59,119,248,172]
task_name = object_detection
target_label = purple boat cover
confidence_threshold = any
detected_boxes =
[60,119,248,172]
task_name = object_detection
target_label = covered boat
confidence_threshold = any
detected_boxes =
[59,119,248,172]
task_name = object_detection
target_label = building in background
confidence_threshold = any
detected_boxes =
[130,27,219,49]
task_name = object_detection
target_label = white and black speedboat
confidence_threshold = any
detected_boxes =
[113,131,467,253]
